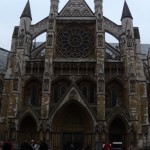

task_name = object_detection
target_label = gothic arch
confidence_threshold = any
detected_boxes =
[108,116,128,147]
[107,115,129,132]
[103,17,121,40]
[17,113,38,144]
[50,100,96,149]
[105,79,125,108]
[105,30,119,41]
[30,17,48,39]
[32,30,47,41]
[25,76,42,86]
[105,77,124,87]
[76,78,97,104]
[51,78,72,103]
[52,100,94,132]
[24,78,42,106]
[18,112,38,130]
[30,32,47,59]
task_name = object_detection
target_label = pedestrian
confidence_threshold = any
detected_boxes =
[20,140,32,150]
[2,139,12,150]
[34,140,40,150]
[40,139,48,150]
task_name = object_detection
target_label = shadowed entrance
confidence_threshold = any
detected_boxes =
[18,115,37,144]
[51,101,94,149]
[109,118,127,148]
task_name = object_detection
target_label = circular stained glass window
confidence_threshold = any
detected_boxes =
[56,24,94,58]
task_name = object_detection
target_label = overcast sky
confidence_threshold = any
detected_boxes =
[0,0,150,50]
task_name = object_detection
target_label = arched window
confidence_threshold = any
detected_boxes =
[24,80,42,107]
[52,79,71,103]
[106,81,124,109]
[77,80,96,104]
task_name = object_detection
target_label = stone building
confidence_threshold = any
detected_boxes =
[0,0,150,149]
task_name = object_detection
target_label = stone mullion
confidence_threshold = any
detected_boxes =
[96,15,105,120]
[41,18,55,119]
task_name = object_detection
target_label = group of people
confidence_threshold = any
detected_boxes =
[2,140,13,150]
[2,139,48,150]
[20,139,48,150]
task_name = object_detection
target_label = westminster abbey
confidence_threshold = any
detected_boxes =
[0,0,150,149]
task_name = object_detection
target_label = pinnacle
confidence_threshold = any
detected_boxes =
[121,1,133,20]
[20,0,32,20]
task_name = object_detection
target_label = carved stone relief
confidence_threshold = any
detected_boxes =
[59,0,94,17]
[47,34,53,47]
[97,14,102,31]
[97,75,105,94]
[126,30,133,47]
[43,78,49,92]
[18,29,25,47]
[97,34,103,47]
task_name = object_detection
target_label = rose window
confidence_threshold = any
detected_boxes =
[56,24,94,58]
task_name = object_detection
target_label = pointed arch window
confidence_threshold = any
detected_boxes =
[77,80,96,104]
[24,80,42,107]
[52,80,71,103]
[106,81,124,108]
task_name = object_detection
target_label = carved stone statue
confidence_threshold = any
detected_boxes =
[98,77,104,93]
[126,30,133,47]
[97,13,102,31]
[98,35,103,47]
[19,29,25,46]
[47,34,53,46]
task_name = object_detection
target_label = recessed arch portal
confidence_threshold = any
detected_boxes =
[109,117,128,148]
[51,100,95,149]
[18,115,37,144]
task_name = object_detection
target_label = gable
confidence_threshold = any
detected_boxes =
[59,0,94,17]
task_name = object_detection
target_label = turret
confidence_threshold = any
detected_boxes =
[18,0,32,55]
[121,1,133,33]
[19,0,32,33]
[94,0,103,15]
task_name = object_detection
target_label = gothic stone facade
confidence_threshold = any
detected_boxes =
[0,0,150,149]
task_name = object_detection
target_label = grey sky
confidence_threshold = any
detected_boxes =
[0,0,150,50]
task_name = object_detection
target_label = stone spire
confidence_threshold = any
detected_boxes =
[20,0,32,20]
[121,1,133,20]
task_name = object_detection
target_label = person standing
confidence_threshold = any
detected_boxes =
[2,140,12,150]
[39,139,48,150]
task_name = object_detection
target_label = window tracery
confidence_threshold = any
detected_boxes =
[52,80,71,103]
[77,80,96,104]
[24,80,42,107]
[105,81,124,108]
[56,24,94,58]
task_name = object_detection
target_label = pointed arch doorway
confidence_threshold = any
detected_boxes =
[109,118,128,148]
[17,115,37,144]
[51,101,94,150]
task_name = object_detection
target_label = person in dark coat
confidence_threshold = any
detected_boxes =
[2,140,11,150]
[39,139,48,150]
[20,140,32,150]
